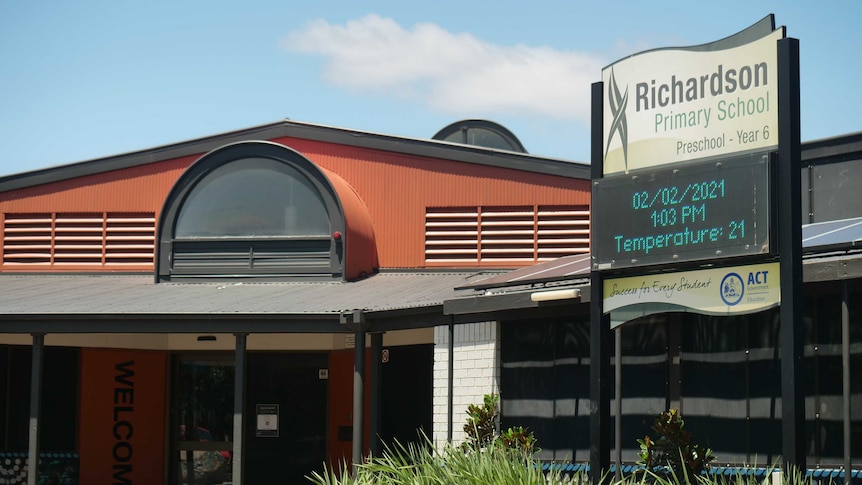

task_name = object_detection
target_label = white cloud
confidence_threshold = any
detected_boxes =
[281,14,606,123]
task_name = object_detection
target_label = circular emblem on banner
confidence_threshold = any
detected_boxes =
[720,272,744,306]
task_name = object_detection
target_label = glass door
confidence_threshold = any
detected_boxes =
[173,357,234,485]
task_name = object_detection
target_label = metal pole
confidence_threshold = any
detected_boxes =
[233,333,247,485]
[447,318,454,443]
[369,332,383,456]
[842,283,852,483]
[352,330,366,475]
[777,36,805,472]
[615,327,622,483]
[589,79,611,485]
[27,334,44,485]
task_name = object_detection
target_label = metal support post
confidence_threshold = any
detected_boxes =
[447,318,454,443]
[589,79,611,485]
[777,36,805,472]
[352,330,367,474]
[233,333,247,485]
[27,334,44,485]
[370,332,383,456]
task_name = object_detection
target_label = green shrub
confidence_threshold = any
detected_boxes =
[637,409,716,480]
[499,425,537,454]
[306,436,568,485]
[307,395,546,485]
[462,393,537,455]
[462,393,499,451]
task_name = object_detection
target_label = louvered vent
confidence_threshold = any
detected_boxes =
[2,213,155,269]
[425,205,589,265]
[425,208,480,262]
[170,238,333,277]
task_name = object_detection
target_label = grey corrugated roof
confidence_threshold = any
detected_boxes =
[456,253,591,291]
[0,270,504,333]
[0,119,591,192]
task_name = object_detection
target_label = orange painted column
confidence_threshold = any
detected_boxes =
[78,349,168,484]
[326,349,371,469]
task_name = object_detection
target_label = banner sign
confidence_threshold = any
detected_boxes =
[603,261,780,327]
[79,349,168,485]
[602,17,784,174]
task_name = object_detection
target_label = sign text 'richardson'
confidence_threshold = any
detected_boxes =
[638,62,771,147]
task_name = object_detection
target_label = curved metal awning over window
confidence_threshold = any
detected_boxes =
[157,141,378,282]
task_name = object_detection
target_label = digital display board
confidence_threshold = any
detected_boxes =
[592,152,771,269]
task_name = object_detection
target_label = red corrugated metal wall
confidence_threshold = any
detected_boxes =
[0,156,195,213]
[0,156,195,272]
[271,136,590,268]
[0,137,590,272]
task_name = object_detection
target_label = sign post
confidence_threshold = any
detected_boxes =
[589,82,610,485]
[777,36,805,472]
[589,15,803,480]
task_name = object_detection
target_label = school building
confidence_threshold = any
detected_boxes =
[0,118,858,484]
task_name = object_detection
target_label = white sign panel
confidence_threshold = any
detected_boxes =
[602,19,784,174]
[603,261,780,328]
[256,404,279,437]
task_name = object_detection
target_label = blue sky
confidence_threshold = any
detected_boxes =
[1,1,860,176]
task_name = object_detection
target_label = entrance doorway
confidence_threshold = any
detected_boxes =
[171,352,329,484]
[244,352,328,484]
[173,356,235,485]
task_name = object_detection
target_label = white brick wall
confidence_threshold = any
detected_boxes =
[432,321,500,447]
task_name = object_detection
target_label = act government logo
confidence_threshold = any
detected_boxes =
[720,272,744,306]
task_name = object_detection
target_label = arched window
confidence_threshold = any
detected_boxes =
[174,158,330,238]
[157,142,347,281]
[432,119,528,153]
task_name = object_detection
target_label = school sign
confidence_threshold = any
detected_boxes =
[588,14,807,479]
[602,18,783,174]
